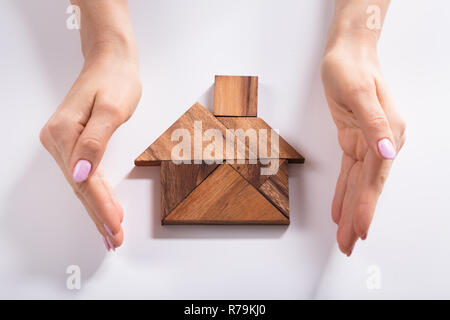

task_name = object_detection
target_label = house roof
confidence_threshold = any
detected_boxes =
[134,102,304,166]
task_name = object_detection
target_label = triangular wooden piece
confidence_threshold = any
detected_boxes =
[135,103,256,166]
[161,161,218,219]
[230,160,289,217]
[163,164,289,224]
[230,160,280,189]
[216,117,304,163]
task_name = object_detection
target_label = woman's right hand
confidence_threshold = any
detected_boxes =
[40,44,141,251]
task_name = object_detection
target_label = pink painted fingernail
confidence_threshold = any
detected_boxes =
[102,236,110,251]
[361,233,368,240]
[104,224,114,237]
[106,236,115,251]
[377,138,396,160]
[73,160,91,183]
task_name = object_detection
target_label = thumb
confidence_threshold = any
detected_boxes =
[349,90,396,160]
[71,99,127,183]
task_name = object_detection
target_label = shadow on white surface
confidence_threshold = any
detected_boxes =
[0,151,105,289]
[125,166,289,239]
[284,0,340,296]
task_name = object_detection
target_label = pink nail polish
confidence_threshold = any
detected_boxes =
[361,233,368,240]
[73,160,91,183]
[106,236,115,251]
[377,138,396,160]
[104,224,114,237]
[102,237,110,251]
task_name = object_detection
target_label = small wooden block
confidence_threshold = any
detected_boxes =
[214,75,258,117]
[160,161,218,219]
[217,117,305,163]
[163,164,289,225]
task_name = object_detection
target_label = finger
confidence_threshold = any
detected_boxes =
[352,150,392,239]
[99,170,125,224]
[67,169,122,252]
[337,161,362,256]
[95,166,125,223]
[70,97,128,183]
[40,130,113,250]
[375,78,407,151]
[75,166,124,249]
[348,87,396,160]
[332,154,356,224]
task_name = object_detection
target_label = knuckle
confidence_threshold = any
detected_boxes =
[46,118,63,139]
[39,125,51,150]
[377,172,389,189]
[46,113,74,140]
[367,116,389,132]
[346,82,375,100]
[97,101,128,122]
[79,137,103,155]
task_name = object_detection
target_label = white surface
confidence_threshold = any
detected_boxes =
[0,0,449,299]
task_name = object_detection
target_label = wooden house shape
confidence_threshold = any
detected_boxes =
[135,75,304,225]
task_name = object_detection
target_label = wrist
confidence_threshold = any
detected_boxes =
[74,0,138,62]
[325,21,379,55]
[83,34,138,62]
[325,0,388,54]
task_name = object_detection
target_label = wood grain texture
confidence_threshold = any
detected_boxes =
[216,116,305,163]
[160,161,218,219]
[258,160,289,217]
[230,161,273,189]
[213,75,258,117]
[163,164,289,225]
[135,103,255,166]
[230,160,289,217]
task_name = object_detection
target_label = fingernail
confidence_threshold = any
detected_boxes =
[73,160,91,183]
[102,236,110,251]
[104,224,114,237]
[106,236,115,251]
[347,245,355,257]
[361,233,368,240]
[377,138,396,160]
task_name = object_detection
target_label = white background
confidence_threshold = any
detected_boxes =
[0,0,449,299]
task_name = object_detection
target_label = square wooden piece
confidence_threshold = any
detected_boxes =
[214,75,258,117]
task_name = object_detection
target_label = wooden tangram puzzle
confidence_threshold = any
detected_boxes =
[135,75,304,225]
